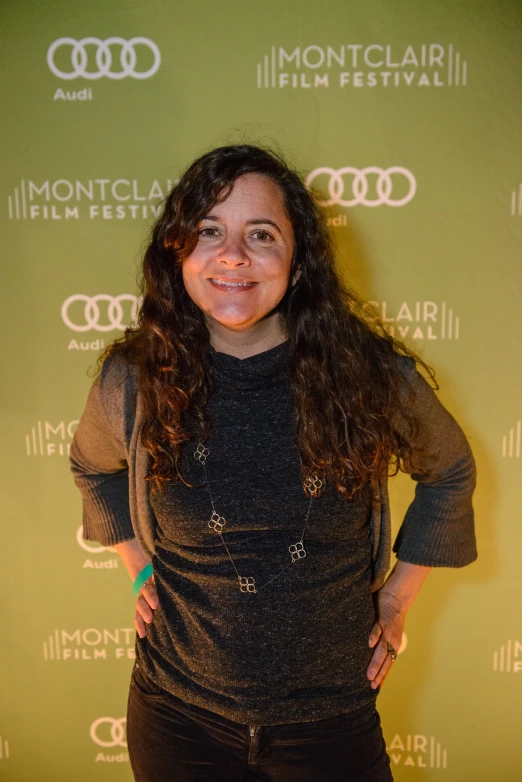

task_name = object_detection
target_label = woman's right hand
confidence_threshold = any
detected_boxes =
[135,575,159,638]
[112,540,159,639]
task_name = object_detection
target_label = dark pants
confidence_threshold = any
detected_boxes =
[127,664,393,781]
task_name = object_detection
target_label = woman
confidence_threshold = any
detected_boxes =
[70,144,477,781]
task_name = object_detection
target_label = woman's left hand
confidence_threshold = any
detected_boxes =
[366,590,406,690]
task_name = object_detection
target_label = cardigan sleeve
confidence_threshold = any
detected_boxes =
[391,356,478,567]
[69,357,136,547]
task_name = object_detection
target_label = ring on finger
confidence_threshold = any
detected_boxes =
[387,642,397,661]
[139,577,154,594]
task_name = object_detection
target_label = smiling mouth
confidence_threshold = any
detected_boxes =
[209,278,257,290]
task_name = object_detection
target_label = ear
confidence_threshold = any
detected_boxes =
[291,266,302,286]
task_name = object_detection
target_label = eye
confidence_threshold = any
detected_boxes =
[252,229,274,242]
[198,226,220,237]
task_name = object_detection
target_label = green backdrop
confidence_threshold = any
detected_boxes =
[2,1,521,779]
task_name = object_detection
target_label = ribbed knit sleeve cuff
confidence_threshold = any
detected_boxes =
[392,479,478,568]
[77,471,135,547]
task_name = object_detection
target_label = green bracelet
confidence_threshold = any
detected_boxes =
[133,562,154,597]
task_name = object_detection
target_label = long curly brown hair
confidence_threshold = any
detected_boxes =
[100,144,436,498]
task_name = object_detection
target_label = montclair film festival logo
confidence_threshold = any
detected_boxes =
[47,37,161,102]
[386,734,448,770]
[492,640,522,673]
[364,300,460,342]
[7,177,174,221]
[25,419,78,456]
[59,295,461,351]
[256,43,467,90]
[43,627,135,661]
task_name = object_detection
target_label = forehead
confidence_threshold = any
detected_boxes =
[212,173,290,219]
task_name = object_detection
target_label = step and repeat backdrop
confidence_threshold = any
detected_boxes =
[1,0,521,779]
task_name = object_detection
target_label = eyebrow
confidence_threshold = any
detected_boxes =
[202,214,283,234]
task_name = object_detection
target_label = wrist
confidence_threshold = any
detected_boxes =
[379,561,432,614]
[113,538,151,580]
[379,584,413,617]
[132,562,154,597]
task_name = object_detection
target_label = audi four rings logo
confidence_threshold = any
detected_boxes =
[47,37,161,80]
[61,294,140,332]
[90,717,127,747]
[305,167,416,207]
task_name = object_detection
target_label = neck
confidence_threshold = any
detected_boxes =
[207,313,288,359]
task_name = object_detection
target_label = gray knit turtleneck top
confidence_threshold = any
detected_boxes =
[137,340,380,725]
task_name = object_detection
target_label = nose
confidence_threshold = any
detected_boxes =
[217,233,251,267]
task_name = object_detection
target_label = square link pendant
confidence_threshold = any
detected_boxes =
[194,443,210,464]
[238,576,256,593]
[303,475,324,497]
[208,511,226,532]
[289,541,306,562]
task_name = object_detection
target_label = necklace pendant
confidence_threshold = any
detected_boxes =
[194,443,210,464]
[208,511,226,532]
[303,474,324,497]
[289,540,306,562]
[238,576,256,593]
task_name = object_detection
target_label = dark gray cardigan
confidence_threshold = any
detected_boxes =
[69,349,477,591]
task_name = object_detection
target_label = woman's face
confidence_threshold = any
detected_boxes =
[181,173,296,333]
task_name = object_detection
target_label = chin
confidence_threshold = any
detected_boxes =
[211,318,257,331]
[206,301,284,332]
[207,308,263,328]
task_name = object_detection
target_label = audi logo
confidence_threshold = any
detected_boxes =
[90,717,127,747]
[47,37,161,80]
[61,294,140,332]
[305,167,416,207]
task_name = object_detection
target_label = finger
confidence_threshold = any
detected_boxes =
[135,611,147,639]
[369,634,400,688]
[137,595,155,624]
[141,582,159,609]
[367,639,389,681]
[379,662,393,687]
[368,623,383,648]
[371,655,393,689]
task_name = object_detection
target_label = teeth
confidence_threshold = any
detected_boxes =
[211,279,253,287]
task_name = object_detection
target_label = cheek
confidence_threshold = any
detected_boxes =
[180,260,208,312]
[181,255,204,290]
[262,253,293,285]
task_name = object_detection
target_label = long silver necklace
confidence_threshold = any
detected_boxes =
[194,443,324,594]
